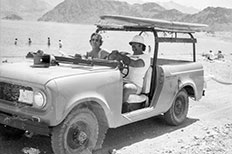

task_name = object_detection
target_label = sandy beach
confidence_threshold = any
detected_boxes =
[199,54,232,84]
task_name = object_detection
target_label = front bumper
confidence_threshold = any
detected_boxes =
[0,111,50,136]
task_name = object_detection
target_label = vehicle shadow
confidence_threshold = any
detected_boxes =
[0,133,53,154]
[94,116,199,154]
[0,116,198,154]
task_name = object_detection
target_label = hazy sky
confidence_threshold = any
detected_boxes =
[120,0,232,9]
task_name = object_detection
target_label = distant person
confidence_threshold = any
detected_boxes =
[86,33,109,59]
[47,37,51,47]
[207,50,214,61]
[216,50,224,60]
[28,38,32,46]
[14,38,18,45]
[59,40,63,49]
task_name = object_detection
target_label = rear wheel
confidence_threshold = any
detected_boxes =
[51,108,99,154]
[164,89,189,126]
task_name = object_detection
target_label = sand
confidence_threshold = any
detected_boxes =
[199,55,232,84]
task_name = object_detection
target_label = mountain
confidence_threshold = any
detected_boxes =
[38,0,232,32]
[38,0,184,23]
[152,9,186,21]
[182,7,232,31]
[157,1,199,14]
[38,0,136,23]
[0,0,52,20]
[2,14,23,20]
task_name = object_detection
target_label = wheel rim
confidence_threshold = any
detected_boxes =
[67,121,89,150]
[174,96,185,118]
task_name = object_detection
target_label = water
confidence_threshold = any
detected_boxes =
[0,20,147,60]
[0,20,187,59]
[0,20,99,57]
[1,19,232,61]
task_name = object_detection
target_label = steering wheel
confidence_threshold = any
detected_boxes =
[118,61,129,78]
[108,50,130,78]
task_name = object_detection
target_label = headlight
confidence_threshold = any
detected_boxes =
[33,91,46,108]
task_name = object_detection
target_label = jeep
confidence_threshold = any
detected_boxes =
[0,15,205,154]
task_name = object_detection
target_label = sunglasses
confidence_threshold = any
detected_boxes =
[91,39,100,42]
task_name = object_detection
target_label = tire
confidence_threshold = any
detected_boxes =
[164,89,189,126]
[0,124,25,139]
[51,108,99,154]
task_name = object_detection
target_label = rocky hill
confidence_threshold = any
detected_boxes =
[38,0,232,32]
[183,7,232,31]
[38,0,137,23]
[38,0,186,23]
[0,0,52,20]
[2,14,23,20]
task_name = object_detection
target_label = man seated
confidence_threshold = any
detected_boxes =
[114,35,150,112]
[124,35,150,97]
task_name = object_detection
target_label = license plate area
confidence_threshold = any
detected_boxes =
[18,89,33,104]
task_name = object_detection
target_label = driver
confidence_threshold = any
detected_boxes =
[123,35,150,106]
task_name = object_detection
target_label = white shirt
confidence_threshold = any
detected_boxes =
[126,53,150,88]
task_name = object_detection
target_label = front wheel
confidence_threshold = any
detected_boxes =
[51,108,99,154]
[164,89,189,126]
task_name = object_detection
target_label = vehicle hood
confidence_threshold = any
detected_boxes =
[0,61,111,85]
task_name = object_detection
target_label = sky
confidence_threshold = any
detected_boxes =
[119,0,232,9]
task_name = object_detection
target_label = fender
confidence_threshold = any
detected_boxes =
[54,92,112,127]
[177,77,197,99]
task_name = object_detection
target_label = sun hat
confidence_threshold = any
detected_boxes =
[129,35,145,46]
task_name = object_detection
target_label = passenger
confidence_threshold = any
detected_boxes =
[123,35,150,109]
[86,33,109,59]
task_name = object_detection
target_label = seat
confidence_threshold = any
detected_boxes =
[126,66,152,105]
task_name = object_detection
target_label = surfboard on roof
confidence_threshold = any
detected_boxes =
[99,15,208,32]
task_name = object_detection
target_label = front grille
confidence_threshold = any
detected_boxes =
[0,82,33,102]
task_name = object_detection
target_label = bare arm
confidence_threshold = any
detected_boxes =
[101,50,110,59]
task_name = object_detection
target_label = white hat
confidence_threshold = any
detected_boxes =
[129,35,145,46]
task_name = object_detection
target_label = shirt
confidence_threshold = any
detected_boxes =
[126,53,150,88]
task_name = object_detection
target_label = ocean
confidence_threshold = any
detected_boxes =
[0,20,98,58]
[1,19,232,61]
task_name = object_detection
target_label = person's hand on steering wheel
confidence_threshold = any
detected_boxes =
[108,50,130,78]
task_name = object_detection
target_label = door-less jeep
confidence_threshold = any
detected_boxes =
[0,15,205,154]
